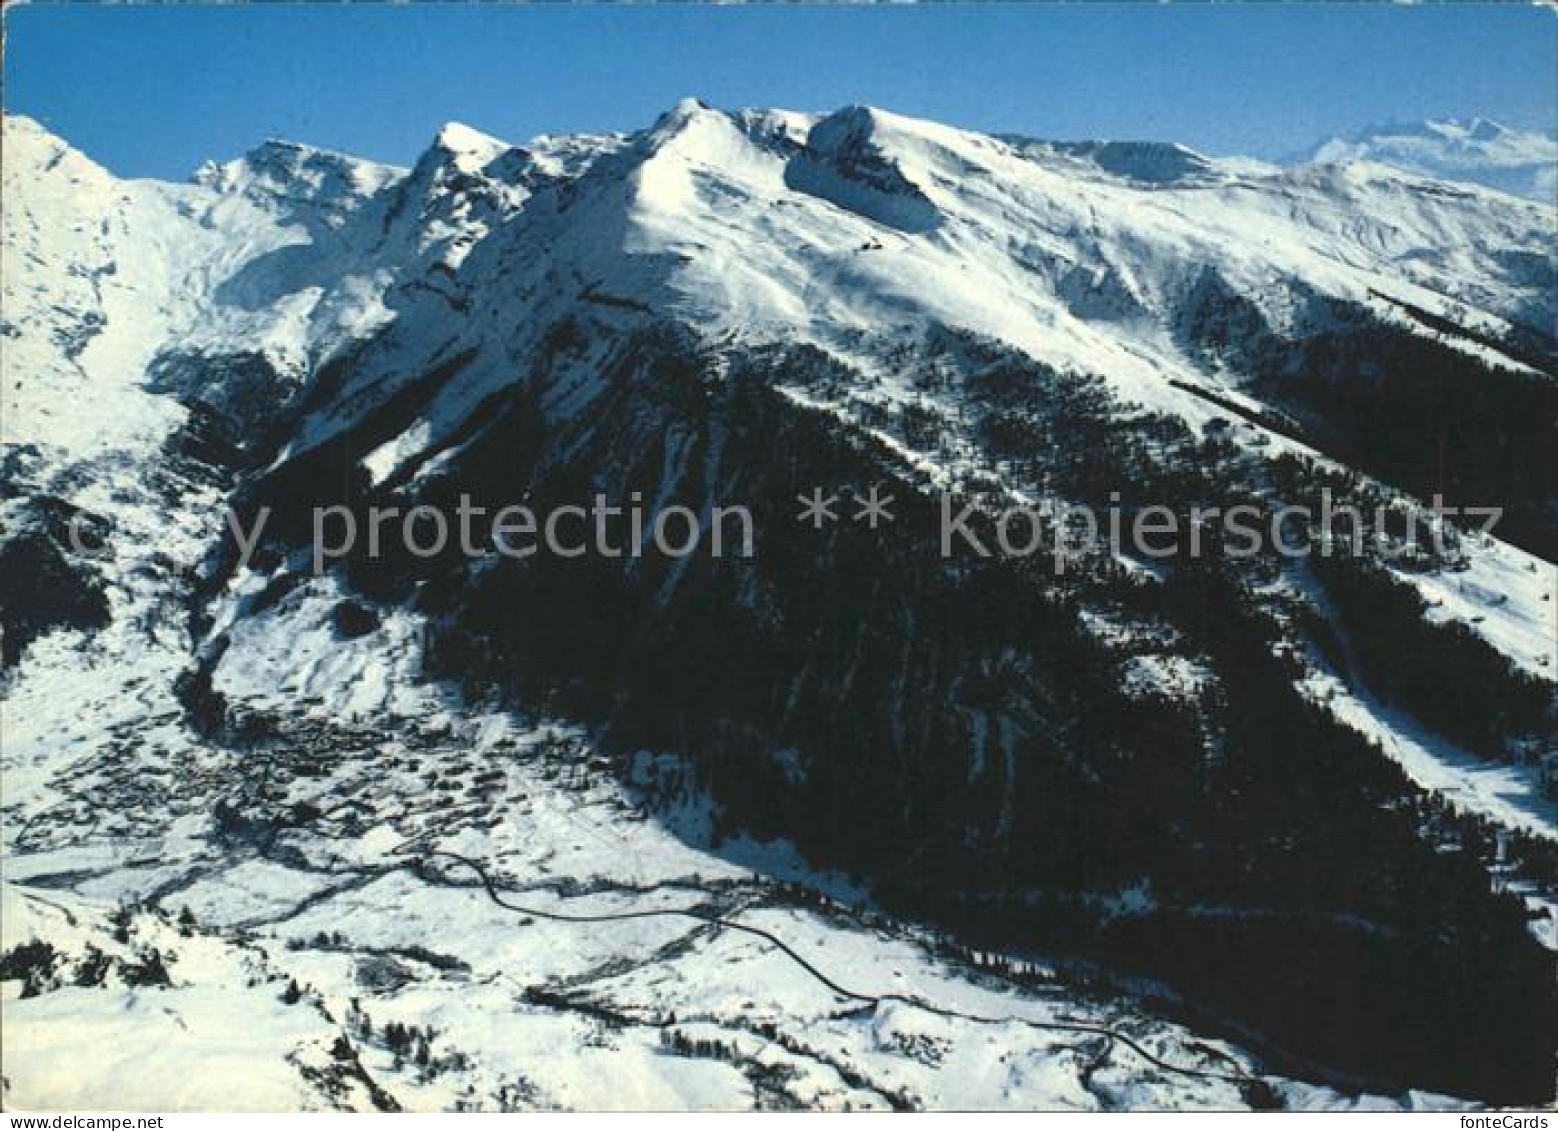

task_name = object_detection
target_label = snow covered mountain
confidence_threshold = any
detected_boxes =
[3,104,1555,1110]
[1295,118,1558,204]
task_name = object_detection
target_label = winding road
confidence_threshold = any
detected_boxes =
[405,847,1261,1093]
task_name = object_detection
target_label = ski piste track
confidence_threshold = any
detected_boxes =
[401,846,1261,1093]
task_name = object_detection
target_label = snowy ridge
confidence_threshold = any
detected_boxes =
[279,99,1555,460]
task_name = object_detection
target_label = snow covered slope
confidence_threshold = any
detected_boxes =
[3,105,1556,1110]
[2,116,293,465]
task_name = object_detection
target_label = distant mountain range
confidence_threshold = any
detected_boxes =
[1292,118,1557,203]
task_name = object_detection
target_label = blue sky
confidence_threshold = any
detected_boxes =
[6,4,1556,180]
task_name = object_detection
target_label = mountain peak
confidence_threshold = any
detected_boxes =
[430,121,511,171]
[663,96,713,122]
[1460,117,1511,142]
[192,136,405,211]
[3,113,104,176]
[807,104,889,151]
[1354,118,1513,145]
[645,97,726,144]
[3,112,53,143]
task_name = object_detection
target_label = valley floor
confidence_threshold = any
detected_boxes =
[0,581,1470,1112]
